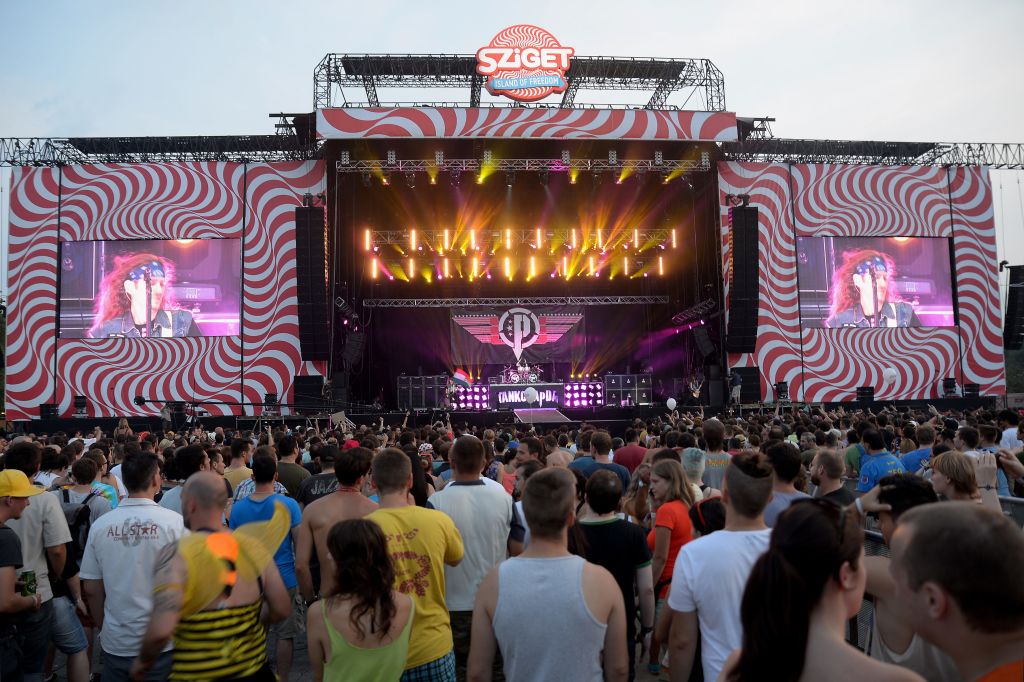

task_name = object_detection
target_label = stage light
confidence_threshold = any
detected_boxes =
[569,171,578,185]
[472,257,479,280]
[536,227,542,250]
[476,174,483,184]
[659,256,664,276]
[540,169,549,187]
[506,171,515,187]
[589,255,595,276]
[634,228,640,247]
[435,150,444,165]
[450,169,461,187]
[597,228,603,249]
[504,257,511,280]
[364,229,371,251]
[410,229,416,252]
[429,176,437,185]
[444,258,450,279]
[387,150,397,165]
[672,229,677,249]
[561,150,571,163]
[381,172,390,186]
[571,229,577,249]
[362,172,372,187]
[562,255,568,278]
[470,230,477,251]
[408,257,415,279]
[505,228,512,250]
[405,171,416,188]
[529,256,536,280]
[371,258,378,279]
[624,256,629,276]
[609,149,617,164]
[444,229,450,251]
[662,173,670,185]
[655,150,664,165]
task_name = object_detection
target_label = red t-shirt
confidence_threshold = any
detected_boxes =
[978,660,1023,682]
[647,499,693,597]
[614,443,648,473]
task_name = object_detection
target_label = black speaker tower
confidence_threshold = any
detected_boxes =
[295,206,330,360]
[1004,265,1024,351]
[726,207,760,353]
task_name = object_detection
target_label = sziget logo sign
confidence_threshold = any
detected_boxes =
[476,25,574,103]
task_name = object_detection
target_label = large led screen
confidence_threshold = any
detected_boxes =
[58,239,242,338]
[796,237,955,329]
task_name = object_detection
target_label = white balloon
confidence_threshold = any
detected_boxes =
[882,367,898,384]
[666,398,677,411]
[524,386,539,404]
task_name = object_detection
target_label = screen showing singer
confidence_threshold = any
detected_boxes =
[796,237,955,329]
[58,239,242,338]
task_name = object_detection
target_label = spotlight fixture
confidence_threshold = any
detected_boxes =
[381,172,390,186]
[405,171,416,188]
[361,172,372,187]
[561,150,571,164]
[539,169,549,187]
[449,169,461,187]
[483,149,493,165]
[434,150,444,165]
[340,150,351,165]
[386,150,397,165]
[608,150,618,164]
[654,150,664,165]
[506,171,515,187]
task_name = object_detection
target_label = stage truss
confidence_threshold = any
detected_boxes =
[365,228,677,246]
[335,155,711,175]
[362,296,669,308]
[313,54,727,110]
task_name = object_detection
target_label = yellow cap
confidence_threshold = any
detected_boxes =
[0,470,44,498]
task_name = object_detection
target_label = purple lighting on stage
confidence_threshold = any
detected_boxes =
[563,380,605,408]
[454,384,489,411]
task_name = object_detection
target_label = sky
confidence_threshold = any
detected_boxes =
[1,0,1022,302]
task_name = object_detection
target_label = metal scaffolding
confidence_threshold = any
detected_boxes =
[721,138,1024,169]
[336,155,711,175]
[365,228,676,246]
[363,296,670,308]
[313,53,727,111]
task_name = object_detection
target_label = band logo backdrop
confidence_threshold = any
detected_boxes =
[450,306,585,366]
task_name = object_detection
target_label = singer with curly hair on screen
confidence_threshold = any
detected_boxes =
[825,249,921,328]
[88,252,201,338]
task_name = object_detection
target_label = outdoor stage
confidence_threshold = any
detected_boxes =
[1,26,1017,423]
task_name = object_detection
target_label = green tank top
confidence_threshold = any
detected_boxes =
[322,599,414,682]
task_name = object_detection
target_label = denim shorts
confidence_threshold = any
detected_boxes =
[51,596,88,654]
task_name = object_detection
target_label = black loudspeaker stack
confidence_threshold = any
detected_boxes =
[604,374,653,406]
[292,375,325,410]
[397,375,448,410]
[725,207,760,353]
[693,326,716,359]
[1004,265,1024,351]
[295,206,330,361]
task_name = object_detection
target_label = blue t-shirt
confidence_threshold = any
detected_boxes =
[858,452,906,493]
[228,493,301,589]
[900,447,932,475]
[568,457,632,492]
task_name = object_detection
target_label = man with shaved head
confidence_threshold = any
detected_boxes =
[132,472,291,681]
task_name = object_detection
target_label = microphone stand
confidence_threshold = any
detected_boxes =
[869,268,880,328]
[143,269,153,337]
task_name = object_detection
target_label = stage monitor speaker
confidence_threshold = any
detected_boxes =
[856,386,874,403]
[1004,265,1024,350]
[963,383,980,399]
[726,206,760,353]
[694,326,716,359]
[39,403,57,419]
[292,376,324,409]
[295,206,330,361]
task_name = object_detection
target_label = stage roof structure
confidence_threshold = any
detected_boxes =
[313,53,727,110]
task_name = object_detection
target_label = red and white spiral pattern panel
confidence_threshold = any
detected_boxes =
[5,167,61,420]
[317,108,738,141]
[790,164,952,237]
[800,327,961,401]
[242,161,326,415]
[949,166,1005,394]
[483,25,565,102]
[718,162,802,401]
[53,163,245,418]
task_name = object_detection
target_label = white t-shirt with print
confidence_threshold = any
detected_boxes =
[79,498,186,657]
[667,529,771,682]
[6,487,71,603]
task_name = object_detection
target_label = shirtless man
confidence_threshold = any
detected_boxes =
[294,446,377,604]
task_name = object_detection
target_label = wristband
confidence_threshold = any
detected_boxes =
[979,484,996,491]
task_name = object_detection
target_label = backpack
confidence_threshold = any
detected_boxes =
[58,488,101,563]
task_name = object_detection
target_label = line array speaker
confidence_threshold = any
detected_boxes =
[725,207,759,353]
[295,206,330,361]
[292,375,325,410]
[1004,265,1024,350]
[693,326,716,359]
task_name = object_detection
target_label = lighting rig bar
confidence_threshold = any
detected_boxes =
[367,229,676,246]
[314,53,726,110]
[671,298,718,326]
[336,155,710,174]
[363,296,669,308]
[0,135,320,167]
[721,139,1024,169]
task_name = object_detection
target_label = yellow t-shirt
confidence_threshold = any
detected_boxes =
[367,505,464,668]
[223,467,253,492]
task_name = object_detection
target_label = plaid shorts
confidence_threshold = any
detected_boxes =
[401,650,456,682]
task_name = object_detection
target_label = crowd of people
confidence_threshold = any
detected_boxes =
[0,403,1022,682]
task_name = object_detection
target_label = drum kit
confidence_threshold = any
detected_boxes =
[503,363,543,384]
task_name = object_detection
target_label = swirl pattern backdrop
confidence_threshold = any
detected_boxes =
[718,161,1004,402]
[5,161,325,419]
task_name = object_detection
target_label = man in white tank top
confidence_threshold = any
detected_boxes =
[466,468,629,682]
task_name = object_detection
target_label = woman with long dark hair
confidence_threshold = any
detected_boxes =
[306,519,414,682]
[722,500,923,682]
